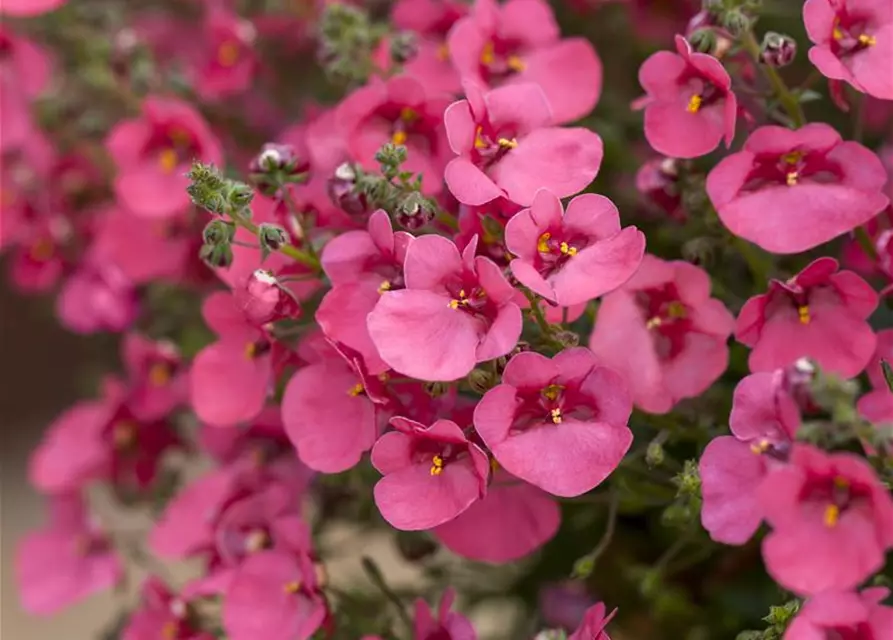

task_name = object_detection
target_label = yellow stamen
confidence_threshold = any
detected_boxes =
[474,126,487,150]
[490,458,500,473]
[858,33,876,46]
[750,439,770,454]
[480,41,495,66]
[148,362,171,386]
[217,40,240,67]
[377,280,392,294]
[29,238,54,262]
[377,372,390,382]
[550,408,563,424]
[497,137,518,149]
[542,384,564,401]
[537,232,552,253]
[646,316,662,330]
[798,305,811,325]
[430,454,444,476]
[283,581,301,594]
[786,171,799,186]
[437,42,450,61]
[162,621,179,639]
[506,55,525,72]
[824,503,840,528]
[448,299,460,309]
[168,126,191,147]
[391,130,407,146]
[244,342,256,359]
[667,301,687,319]
[833,23,844,41]
[400,107,418,122]
[686,94,702,114]
[158,148,178,173]
[347,383,365,397]
[833,476,850,489]
[782,150,804,165]
[559,242,577,257]
[112,421,137,450]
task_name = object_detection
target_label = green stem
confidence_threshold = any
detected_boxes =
[230,208,321,271]
[281,187,321,263]
[855,226,879,261]
[522,289,560,347]
[732,236,772,284]
[361,556,413,631]
[741,31,806,128]
[571,489,619,578]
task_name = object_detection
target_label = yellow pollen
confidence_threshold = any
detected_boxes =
[391,130,407,146]
[833,476,850,489]
[646,316,662,330]
[437,42,450,61]
[542,384,564,401]
[506,55,525,72]
[158,148,178,173]
[497,137,518,149]
[859,33,876,46]
[686,94,702,113]
[833,24,844,41]
[750,439,770,454]
[245,529,269,553]
[459,289,466,297]
[430,454,444,476]
[480,41,495,66]
[448,299,460,309]
[113,421,138,450]
[824,503,840,528]
[537,232,552,253]
[667,301,687,319]
[162,621,179,639]
[347,383,365,397]
[168,127,191,147]
[782,150,804,165]
[490,458,500,473]
[148,362,171,386]
[798,305,811,325]
[550,408,563,424]
[244,342,256,359]
[559,242,577,257]
[377,280,392,294]
[474,126,487,150]
[786,171,799,186]
[400,107,418,122]
[29,238,54,262]
[217,40,240,67]
[283,581,301,594]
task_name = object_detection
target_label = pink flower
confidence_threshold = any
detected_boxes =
[316,210,414,374]
[759,444,893,595]
[371,417,489,530]
[281,348,378,472]
[16,493,122,615]
[123,578,215,640]
[222,550,327,640]
[474,348,632,497]
[235,269,300,326]
[804,0,893,100]
[433,470,560,563]
[105,96,223,218]
[414,588,477,640]
[706,123,889,254]
[589,255,735,413]
[443,83,603,207]
[393,0,466,95]
[56,262,139,334]
[0,27,51,154]
[505,189,645,306]
[368,234,522,381]
[447,0,601,124]
[568,602,617,640]
[122,333,187,421]
[736,257,878,378]
[190,291,275,427]
[0,0,66,15]
[637,35,736,159]
[784,588,893,639]
[700,370,800,544]
[858,329,893,424]
[192,9,257,101]
[336,75,452,192]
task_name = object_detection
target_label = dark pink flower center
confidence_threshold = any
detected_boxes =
[510,381,598,433]
[478,38,527,81]
[0,30,12,58]
[830,11,879,57]
[800,474,869,530]
[444,274,499,323]
[144,124,201,174]
[739,149,842,192]
[375,104,437,153]
[471,121,519,169]
[677,68,723,114]
[411,439,467,476]
[533,228,588,277]
[825,622,874,640]
[636,284,691,360]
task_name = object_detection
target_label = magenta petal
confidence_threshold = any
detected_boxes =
[190,342,271,427]
[699,436,765,545]
[474,384,520,447]
[484,82,553,133]
[444,157,505,205]
[115,166,191,218]
[475,302,523,362]
[404,234,464,290]
[510,258,555,301]
[644,101,725,158]
[316,282,388,375]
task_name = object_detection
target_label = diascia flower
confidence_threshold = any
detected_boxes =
[367,234,522,381]
[123,578,216,640]
[568,602,617,640]
[803,0,893,100]
[191,9,257,101]
[784,588,893,639]
[443,82,603,207]
[105,96,223,218]
[700,370,800,545]
[505,189,645,306]
[589,255,735,414]
[706,123,889,254]
[758,444,893,595]
[414,589,477,640]
[636,35,737,159]
[0,0,66,15]
[736,257,879,378]
[447,0,602,124]
[392,0,467,95]
[857,329,893,424]
[371,417,489,531]
[0,27,52,154]
[474,348,633,497]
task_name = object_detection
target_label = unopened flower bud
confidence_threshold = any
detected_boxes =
[467,368,498,395]
[258,223,290,252]
[688,27,717,54]
[721,9,751,36]
[553,330,580,348]
[226,181,255,209]
[761,32,797,67]
[423,381,449,398]
[646,440,666,467]
[237,269,300,325]
[395,192,434,230]
[250,143,309,196]
[202,219,235,246]
[390,31,418,64]
[327,163,369,217]
[200,243,234,268]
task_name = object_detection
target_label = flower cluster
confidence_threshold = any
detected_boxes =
[4,0,893,638]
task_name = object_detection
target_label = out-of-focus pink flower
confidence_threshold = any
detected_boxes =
[105,96,223,218]
[433,470,560,563]
[443,83,603,207]
[9,214,70,293]
[736,257,878,378]
[123,578,215,640]
[475,348,633,497]
[367,234,522,381]
[784,588,893,639]
[539,582,598,631]
[589,255,735,413]
[192,9,257,101]
[234,269,300,326]
[706,123,889,254]
[56,262,139,334]
[637,35,736,159]
[393,0,466,95]
[448,0,601,124]
[371,417,489,530]
[700,370,800,544]
[569,602,616,640]
[0,0,66,15]
[505,189,645,306]
[414,588,477,640]
[759,444,893,595]
[804,0,893,100]
[0,27,51,154]
[122,333,187,422]
[636,157,684,221]
[858,329,893,424]
[16,493,122,615]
